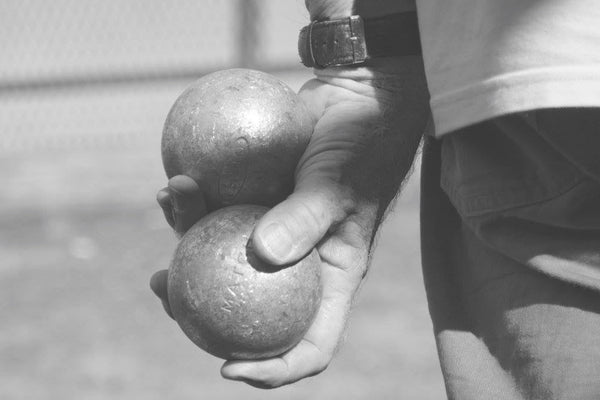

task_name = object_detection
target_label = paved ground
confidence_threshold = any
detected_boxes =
[0,70,445,399]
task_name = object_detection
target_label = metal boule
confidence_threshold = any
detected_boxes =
[161,68,314,210]
[168,205,322,360]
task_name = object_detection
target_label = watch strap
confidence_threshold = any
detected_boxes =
[298,11,421,69]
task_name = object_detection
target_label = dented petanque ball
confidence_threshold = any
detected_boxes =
[161,68,314,211]
[167,205,322,360]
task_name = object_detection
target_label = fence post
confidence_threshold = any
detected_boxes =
[237,0,262,69]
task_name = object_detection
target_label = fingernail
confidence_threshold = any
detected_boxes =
[259,223,293,261]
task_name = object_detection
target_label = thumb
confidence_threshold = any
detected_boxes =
[251,187,347,265]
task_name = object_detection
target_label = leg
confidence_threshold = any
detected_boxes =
[421,110,600,399]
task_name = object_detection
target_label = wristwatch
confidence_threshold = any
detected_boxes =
[298,11,421,69]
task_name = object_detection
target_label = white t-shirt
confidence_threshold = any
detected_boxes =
[415,0,600,136]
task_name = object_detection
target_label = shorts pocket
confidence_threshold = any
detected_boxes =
[440,112,584,218]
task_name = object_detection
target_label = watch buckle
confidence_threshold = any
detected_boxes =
[346,15,368,65]
[308,15,368,68]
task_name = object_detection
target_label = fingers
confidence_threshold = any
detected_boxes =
[251,185,349,265]
[149,269,174,320]
[221,243,367,388]
[157,188,175,227]
[154,176,204,321]
[156,175,207,234]
[221,339,328,389]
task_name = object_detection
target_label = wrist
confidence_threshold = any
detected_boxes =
[312,56,426,95]
[305,0,353,21]
[306,0,416,21]
[299,5,421,69]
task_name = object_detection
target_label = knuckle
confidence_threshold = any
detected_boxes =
[306,355,331,380]
[292,190,344,233]
[252,374,288,390]
[251,379,280,390]
[294,196,328,231]
[315,357,331,374]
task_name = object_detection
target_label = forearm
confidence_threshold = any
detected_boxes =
[301,0,430,239]
[318,59,429,225]
[306,0,416,20]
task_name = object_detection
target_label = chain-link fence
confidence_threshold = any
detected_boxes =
[0,0,309,152]
[0,0,307,86]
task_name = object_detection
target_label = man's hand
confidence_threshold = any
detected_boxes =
[151,58,429,389]
[156,175,207,236]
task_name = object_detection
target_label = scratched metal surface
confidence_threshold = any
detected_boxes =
[161,69,313,210]
[168,205,321,360]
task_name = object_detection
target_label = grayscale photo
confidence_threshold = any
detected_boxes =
[2,1,599,399]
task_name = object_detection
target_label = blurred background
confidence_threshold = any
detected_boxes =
[0,1,444,398]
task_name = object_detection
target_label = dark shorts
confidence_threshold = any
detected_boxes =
[421,109,600,399]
